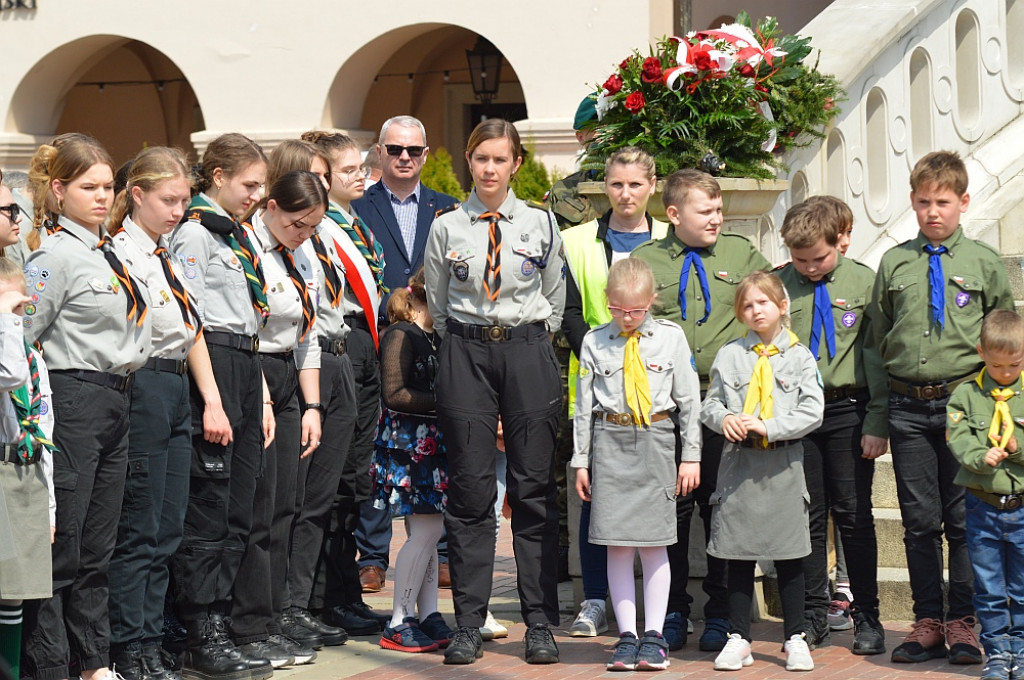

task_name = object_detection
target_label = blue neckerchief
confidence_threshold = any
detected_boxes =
[924,244,947,329]
[809,279,836,359]
[679,247,711,323]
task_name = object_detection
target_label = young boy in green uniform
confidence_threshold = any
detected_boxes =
[631,169,769,650]
[869,150,1014,665]
[777,199,887,656]
[946,309,1024,680]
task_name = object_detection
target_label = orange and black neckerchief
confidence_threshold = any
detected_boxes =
[154,245,203,338]
[309,234,343,308]
[275,245,316,342]
[478,211,502,301]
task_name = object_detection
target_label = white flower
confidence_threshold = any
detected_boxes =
[595,89,618,121]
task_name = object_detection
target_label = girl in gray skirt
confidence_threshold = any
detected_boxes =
[572,258,701,672]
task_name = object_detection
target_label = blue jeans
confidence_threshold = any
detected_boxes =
[965,492,1024,655]
[888,392,973,620]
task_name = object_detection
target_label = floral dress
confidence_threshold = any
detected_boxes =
[371,321,447,515]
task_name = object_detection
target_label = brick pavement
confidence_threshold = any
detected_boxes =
[279,519,980,680]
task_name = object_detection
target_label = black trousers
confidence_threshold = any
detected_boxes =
[171,345,262,622]
[667,424,730,620]
[231,353,300,642]
[311,325,380,609]
[729,559,805,641]
[287,351,357,610]
[109,368,192,648]
[436,327,561,628]
[802,395,879,620]
[22,375,131,680]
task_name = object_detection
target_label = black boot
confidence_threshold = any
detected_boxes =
[181,617,251,680]
[141,644,182,680]
[111,645,147,680]
[289,608,347,647]
[209,615,273,680]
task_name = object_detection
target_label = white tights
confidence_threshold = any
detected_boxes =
[388,514,445,628]
[606,545,670,637]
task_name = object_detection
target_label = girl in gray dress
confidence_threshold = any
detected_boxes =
[572,259,701,672]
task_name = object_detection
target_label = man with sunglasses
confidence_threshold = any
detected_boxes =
[350,116,458,595]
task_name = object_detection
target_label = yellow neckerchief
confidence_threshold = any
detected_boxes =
[742,329,800,446]
[975,368,1022,449]
[620,329,652,427]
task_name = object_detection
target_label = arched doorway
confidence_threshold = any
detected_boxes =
[8,36,203,165]
[323,24,525,187]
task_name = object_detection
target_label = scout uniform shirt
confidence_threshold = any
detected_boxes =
[114,216,200,361]
[870,227,1014,384]
[315,215,361,341]
[778,255,887,438]
[947,371,1024,496]
[170,194,263,336]
[631,231,770,384]
[247,212,321,370]
[570,314,701,469]
[24,215,152,376]
[424,188,565,335]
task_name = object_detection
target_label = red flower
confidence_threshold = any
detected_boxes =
[739,63,756,78]
[624,91,645,114]
[416,438,438,456]
[620,57,633,70]
[641,57,663,83]
[603,74,623,94]
[692,50,714,72]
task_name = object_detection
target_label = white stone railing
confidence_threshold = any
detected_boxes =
[770,0,1024,268]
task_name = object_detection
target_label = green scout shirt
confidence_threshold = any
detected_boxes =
[948,371,1024,495]
[869,227,1014,384]
[778,255,888,438]
[545,169,602,230]
[631,231,770,382]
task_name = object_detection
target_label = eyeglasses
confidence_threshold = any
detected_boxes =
[0,204,21,222]
[384,144,426,158]
[335,166,371,180]
[608,304,651,318]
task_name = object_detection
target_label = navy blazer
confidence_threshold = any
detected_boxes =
[352,181,459,295]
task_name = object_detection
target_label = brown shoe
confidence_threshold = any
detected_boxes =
[437,562,451,589]
[360,565,385,593]
[944,616,982,664]
[890,617,946,663]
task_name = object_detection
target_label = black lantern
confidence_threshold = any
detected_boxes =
[465,36,503,106]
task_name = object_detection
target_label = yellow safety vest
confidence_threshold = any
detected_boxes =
[562,217,670,416]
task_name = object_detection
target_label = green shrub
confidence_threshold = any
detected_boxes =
[421,147,467,200]
[511,145,552,202]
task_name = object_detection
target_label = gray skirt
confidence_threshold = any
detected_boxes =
[707,441,810,561]
[0,461,53,600]
[588,418,677,547]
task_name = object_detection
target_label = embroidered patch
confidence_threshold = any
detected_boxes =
[186,255,197,266]
[22,318,31,328]
[39,269,51,279]
[955,291,970,308]
[521,259,536,277]
[39,401,48,416]
[185,268,197,279]
[520,233,530,242]
[26,266,38,279]
[34,281,45,292]
[453,261,469,282]
[23,304,35,316]
[948,411,964,423]
[835,298,847,306]
[841,311,857,328]
[579,366,590,377]
[30,294,39,303]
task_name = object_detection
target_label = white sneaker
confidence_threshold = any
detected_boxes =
[714,633,753,671]
[479,611,508,640]
[784,633,814,671]
[569,599,608,637]
[687,618,695,634]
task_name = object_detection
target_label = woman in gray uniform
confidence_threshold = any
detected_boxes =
[20,134,152,680]
[424,118,565,666]
[169,133,272,680]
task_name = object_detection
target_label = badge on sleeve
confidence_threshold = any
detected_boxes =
[948,411,964,424]
[453,262,469,282]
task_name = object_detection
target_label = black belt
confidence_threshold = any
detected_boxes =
[52,369,133,392]
[319,337,346,355]
[738,436,798,450]
[969,489,1024,511]
[205,331,259,354]
[594,411,671,427]
[144,357,187,375]
[889,373,974,401]
[261,351,294,361]
[823,387,868,403]
[344,314,370,333]
[0,442,41,465]
[447,320,546,342]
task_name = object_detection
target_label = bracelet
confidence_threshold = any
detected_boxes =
[263,400,273,406]
[304,402,326,414]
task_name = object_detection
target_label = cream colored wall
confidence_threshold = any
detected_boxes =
[691,0,833,32]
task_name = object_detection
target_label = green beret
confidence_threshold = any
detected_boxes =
[573,96,598,130]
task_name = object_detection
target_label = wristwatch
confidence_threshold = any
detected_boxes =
[304,402,326,415]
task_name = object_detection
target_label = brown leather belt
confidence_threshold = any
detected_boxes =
[889,373,974,401]
[594,411,671,427]
[969,489,1024,511]
[738,437,798,450]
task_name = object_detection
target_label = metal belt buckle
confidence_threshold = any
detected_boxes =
[252,337,260,353]
[1004,495,1022,511]
[484,325,507,342]
[612,413,633,426]
[918,385,938,400]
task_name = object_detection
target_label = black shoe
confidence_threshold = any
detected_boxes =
[267,634,316,665]
[236,639,294,670]
[443,627,484,665]
[111,645,147,680]
[346,601,390,627]
[142,644,183,680]
[289,608,347,646]
[181,617,253,680]
[851,610,886,656]
[324,604,382,635]
[524,623,559,664]
[804,612,831,650]
[277,612,324,650]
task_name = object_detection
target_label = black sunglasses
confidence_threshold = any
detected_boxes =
[0,204,21,222]
[384,144,426,158]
